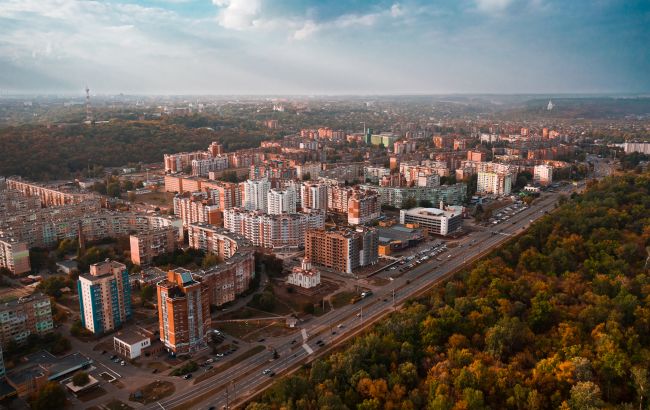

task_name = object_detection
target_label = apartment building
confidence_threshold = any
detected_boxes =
[477,172,512,196]
[130,227,178,266]
[157,270,210,354]
[241,178,271,212]
[173,193,222,228]
[304,227,378,274]
[0,238,30,275]
[467,150,485,162]
[533,164,554,186]
[164,151,209,173]
[223,208,325,251]
[476,162,517,196]
[363,184,467,209]
[191,156,229,177]
[300,182,328,211]
[5,178,92,207]
[399,206,463,236]
[295,162,322,180]
[0,294,53,349]
[78,260,132,335]
[347,189,380,225]
[187,224,243,260]
[267,187,297,215]
[327,184,354,213]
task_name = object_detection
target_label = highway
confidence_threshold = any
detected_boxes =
[144,187,576,410]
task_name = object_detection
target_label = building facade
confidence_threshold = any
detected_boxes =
[304,227,378,274]
[78,260,132,335]
[0,294,53,349]
[130,227,178,266]
[267,187,297,215]
[0,237,30,275]
[300,182,328,211]
[223,208,325,251]
[157,270,210,354]
[399,206,463,236]
[241,178,271,212]
[287,258,320,289]
[533,164,554,186]
[347,190,380,225]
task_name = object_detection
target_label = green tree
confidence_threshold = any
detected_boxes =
[32,382,66,410]
[72,371,90,386]
[401,197,417,209]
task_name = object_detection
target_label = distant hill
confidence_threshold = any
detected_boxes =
[500,97,650,120]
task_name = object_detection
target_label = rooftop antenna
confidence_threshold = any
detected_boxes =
[85,85,93,123]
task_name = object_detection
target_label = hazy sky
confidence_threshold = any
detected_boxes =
[0,0,648,95]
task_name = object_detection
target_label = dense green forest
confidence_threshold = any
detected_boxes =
[0,120,276,180]
[247,173,650,410]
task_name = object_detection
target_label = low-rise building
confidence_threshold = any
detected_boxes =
[287,258,320,289]
[113,329,153,359]
[399,206,463,236]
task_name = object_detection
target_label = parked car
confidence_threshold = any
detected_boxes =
[183,373,192,380]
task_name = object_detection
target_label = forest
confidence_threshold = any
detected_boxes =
[246,172,650,410]
[0,120,276,180]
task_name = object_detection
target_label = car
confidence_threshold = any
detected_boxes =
[337,324,344,328]
[208,407,215,410]
[152,369,158,374]
[290,339,297,344]
[258,338,266,343]
[316,340,323,345]
[120,361,126,366]
[101,350,107,355]
[110,355,117,360]
[183,373,192,379]
[332,331,337,335]
[268,371,276,377]
[232,340,239,344]
[206,358,214,364]
[216,353,224,357]
[262,369,271,375]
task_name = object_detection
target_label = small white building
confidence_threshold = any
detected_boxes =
[287,258,321,289]
[113,330,152,359]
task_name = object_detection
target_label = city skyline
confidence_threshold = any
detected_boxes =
[1,0,649,95]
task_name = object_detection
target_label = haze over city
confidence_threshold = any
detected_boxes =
[1,0,649,95]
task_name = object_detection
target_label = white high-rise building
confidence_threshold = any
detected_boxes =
[241,178,270,212]
[477,172,512,196]
[301,182,328,211]
[267,187,297,215]
[533,165,553,186]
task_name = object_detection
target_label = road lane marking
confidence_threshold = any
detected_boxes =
[302,343,313,355]
[301,328,308,341]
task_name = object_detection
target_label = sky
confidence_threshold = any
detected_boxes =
[0,0,648,95]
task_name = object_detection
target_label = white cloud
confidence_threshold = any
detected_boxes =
[390,3,404,18]
[293,20,318,40]
[474,0,515,13]
[289,3,404,40]
[213,0,262,30]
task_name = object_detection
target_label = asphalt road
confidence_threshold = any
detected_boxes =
[144,187,576,410]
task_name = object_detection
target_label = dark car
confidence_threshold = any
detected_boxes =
[183,373,192,380]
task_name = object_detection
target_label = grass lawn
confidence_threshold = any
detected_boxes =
[136,191,175,207]
[129,380,175,404]
[331,291,358,309]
